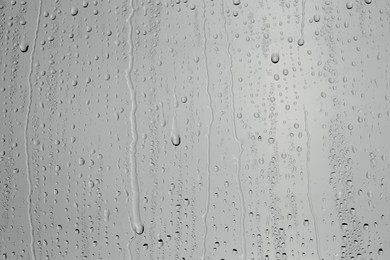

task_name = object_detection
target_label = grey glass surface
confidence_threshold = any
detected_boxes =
[0,0,389,259]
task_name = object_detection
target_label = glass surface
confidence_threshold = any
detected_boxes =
[0,0,389,259]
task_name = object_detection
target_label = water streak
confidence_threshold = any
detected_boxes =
[25,0,43,259]
[222,2,247,258]
[201,0,213,258]
[126,0,144,237]
[304,105,322,260]
[300,0,306,43]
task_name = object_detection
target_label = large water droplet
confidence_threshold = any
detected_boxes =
[19,42,29,53]
[171,134,181,146]
[135,223,144,235]
[298,38,305,46]
[71,7,79,16]
[271,52,279,63]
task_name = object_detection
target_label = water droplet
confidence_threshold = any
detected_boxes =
[78,157,85,166]
[19,43,29,52]
[271,52,279,63]
[157,239,164,248]
[143,244,149,250]
[171,134,181,146]
[71,7,79,16]
[298,38,305,46]
[135,223,144,235]
[171,116,180,146]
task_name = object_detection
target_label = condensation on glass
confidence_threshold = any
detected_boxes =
[0,0,389,259]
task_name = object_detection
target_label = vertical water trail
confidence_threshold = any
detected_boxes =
[222,2,247,259]
[170,76,180,146]
[126,0,144,236]
[127,242,132,260]
[159,102,166,127]
[201,0,213,258]
[24,0,42,259]
[300,0,306,44]
[304,106,322,260]
[171,116,180,146]
[127,216,134,260]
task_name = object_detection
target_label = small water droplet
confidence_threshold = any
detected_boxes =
[78,157,85,166]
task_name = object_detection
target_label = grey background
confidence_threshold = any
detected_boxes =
[0,0,389,259]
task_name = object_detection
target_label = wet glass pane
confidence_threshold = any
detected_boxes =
[0,0,389,259]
